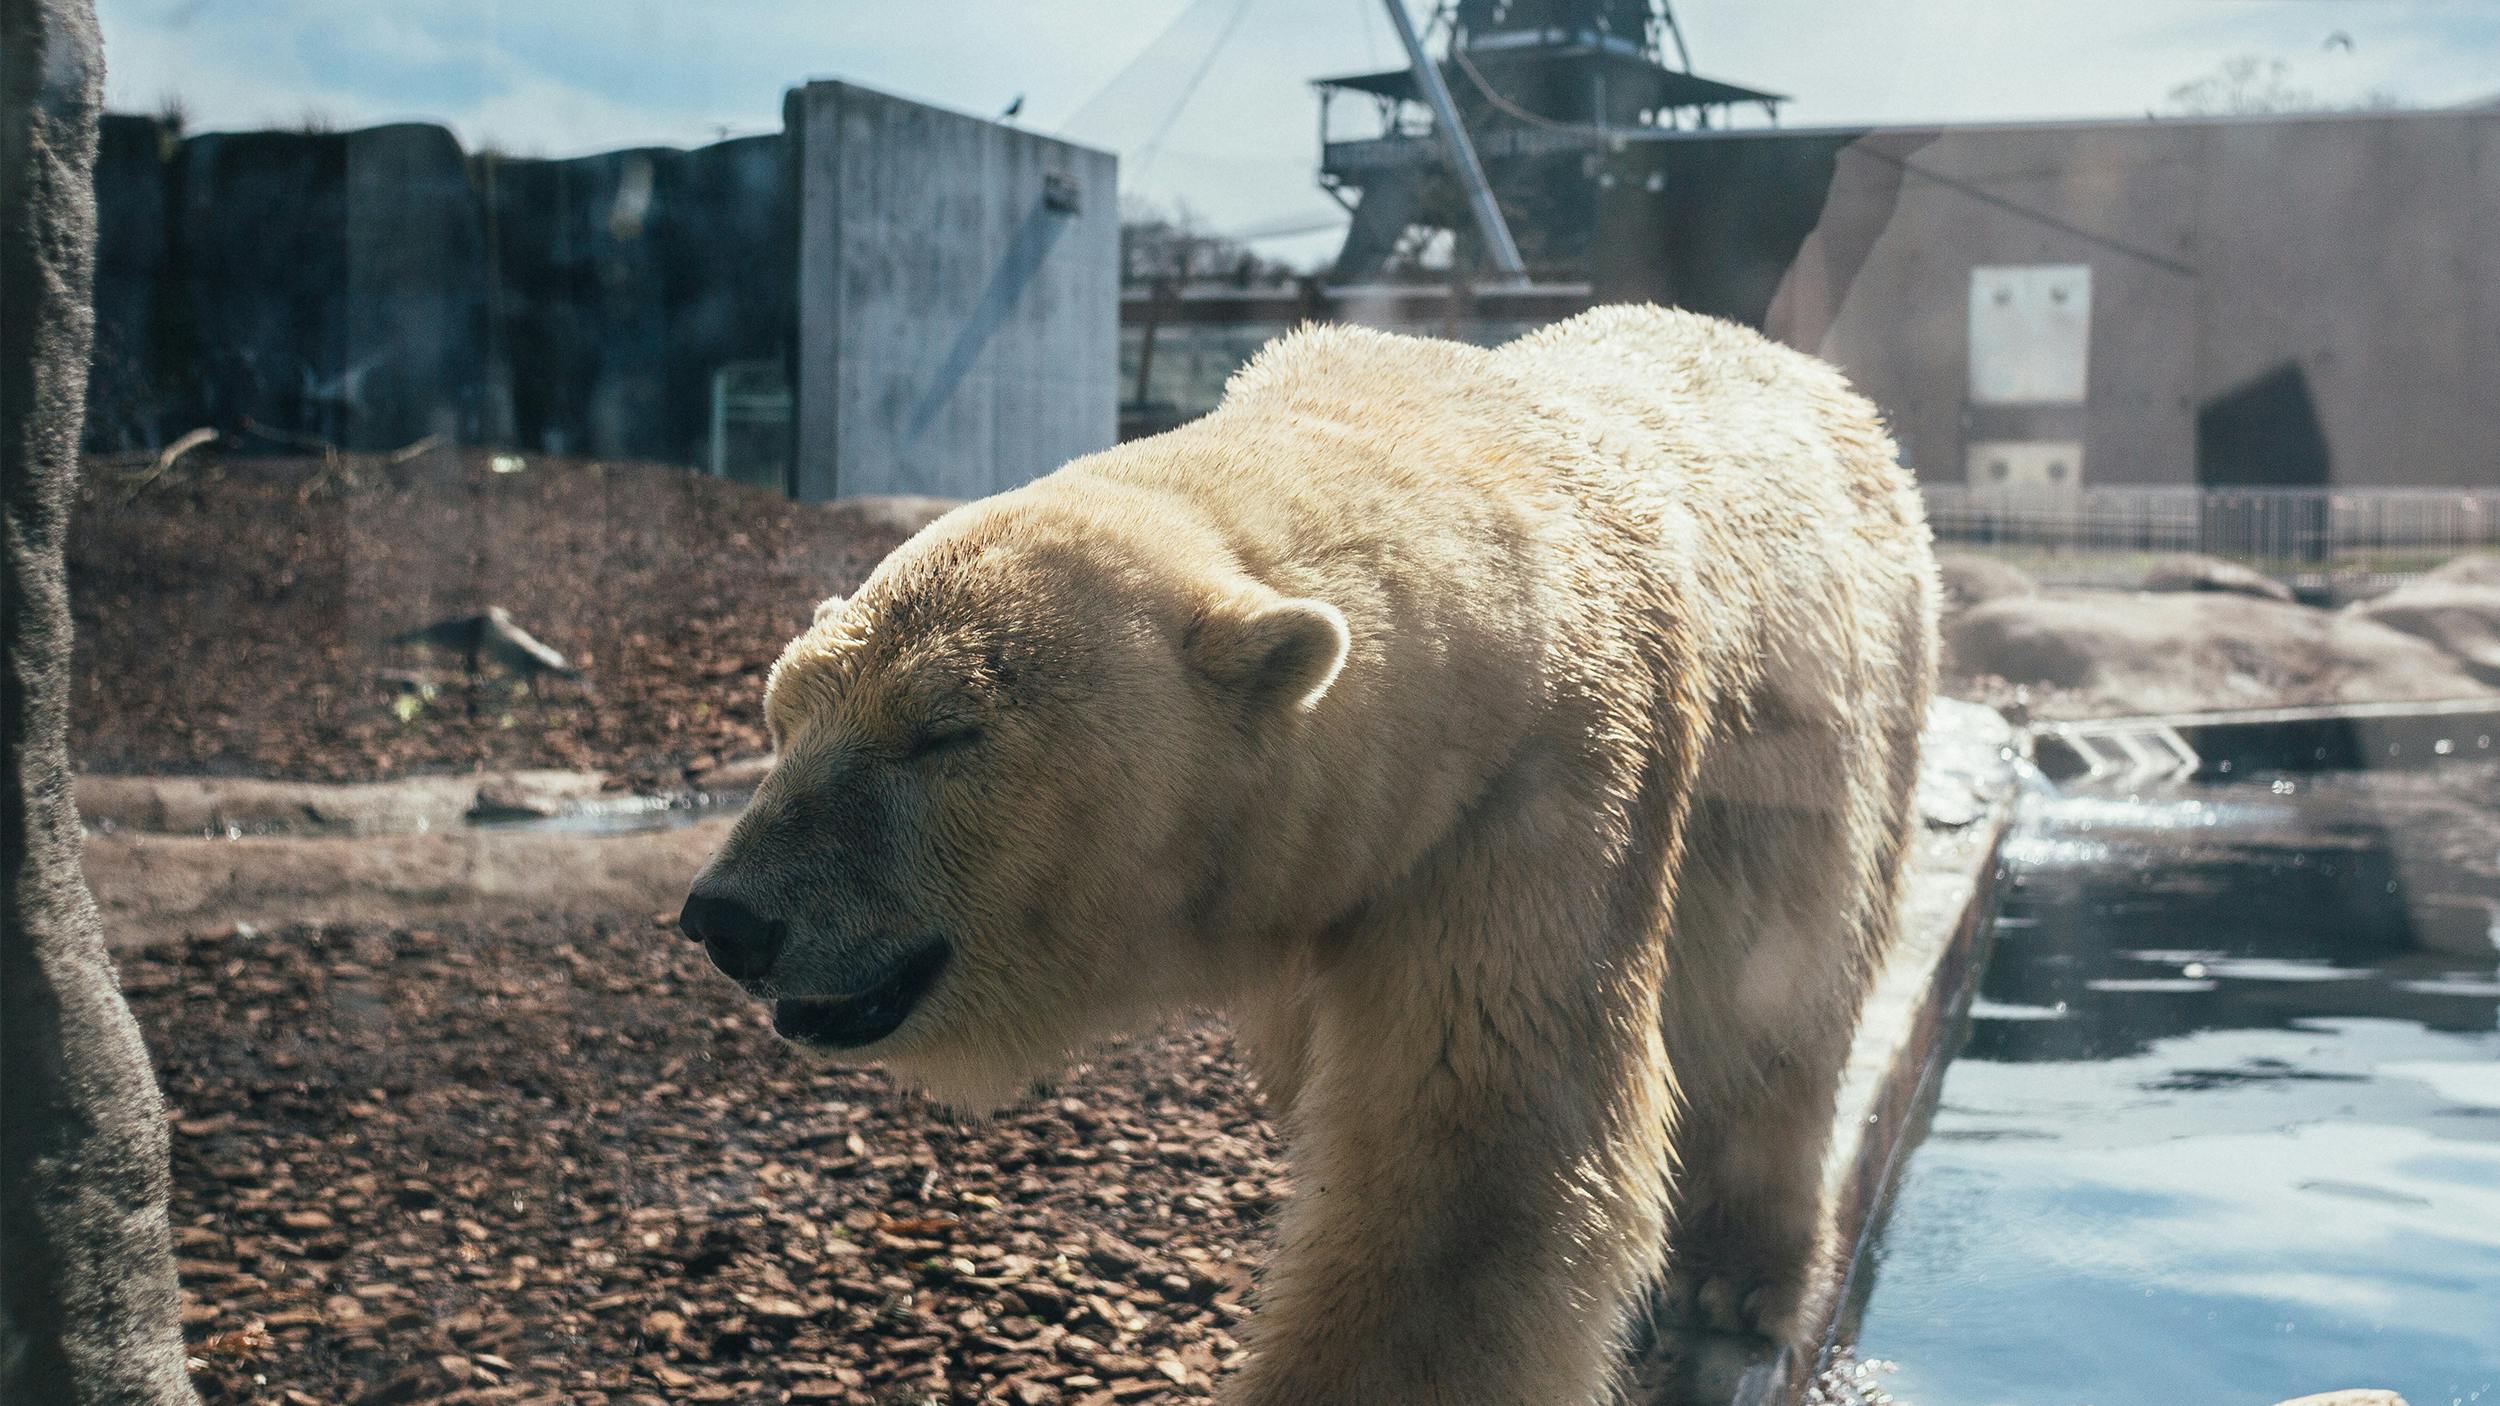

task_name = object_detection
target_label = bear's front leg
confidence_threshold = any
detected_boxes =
[1228,921,1677,1406]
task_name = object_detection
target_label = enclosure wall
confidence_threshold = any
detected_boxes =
[1731,109,2500,490]
[787,80,1118,502]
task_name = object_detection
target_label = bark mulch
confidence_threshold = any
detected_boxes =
[71,451,909,786]
[129,913,1283,1406]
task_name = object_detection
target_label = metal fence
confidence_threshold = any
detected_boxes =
[1921,486,2500,596]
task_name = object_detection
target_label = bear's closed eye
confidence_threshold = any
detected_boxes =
[906,726,985,761]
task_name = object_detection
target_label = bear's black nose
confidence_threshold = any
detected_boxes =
[679,888,787,983]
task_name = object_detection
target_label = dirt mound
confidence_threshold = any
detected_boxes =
[2137,553,2294,603]
[71,452,908,784]
[2348,580,2500,682]
[1937,554,2038,616]
[1946,590,2495,719]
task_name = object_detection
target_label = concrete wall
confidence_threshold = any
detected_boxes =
[92,87,1115,498]
[88,118,502,451]
[85,115,173,449]
[788,81,1117,501]
[86,117,788,467]
[1734,109,2500,490]
[481,136,789,466]
[174,122,497,449]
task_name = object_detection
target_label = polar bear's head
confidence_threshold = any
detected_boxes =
[679,509,1349,1109]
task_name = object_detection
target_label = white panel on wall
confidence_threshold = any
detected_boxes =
[1966,439,2085,494]
[1968,264,2093,405]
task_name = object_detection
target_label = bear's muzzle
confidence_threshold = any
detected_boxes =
[769,937,954,1049]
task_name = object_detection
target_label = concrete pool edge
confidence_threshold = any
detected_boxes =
[1787,799,2012,1403]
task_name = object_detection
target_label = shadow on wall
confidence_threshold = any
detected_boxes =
[2199,361,2333,563]
[2198,361,2332,491]
[905,196,1071,442]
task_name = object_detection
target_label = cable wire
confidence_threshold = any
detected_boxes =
[1058,0,1236,141]
[1131,0,1262,181]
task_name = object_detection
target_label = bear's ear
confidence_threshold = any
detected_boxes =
[812,594,848,626]
[1187,591,1350,713]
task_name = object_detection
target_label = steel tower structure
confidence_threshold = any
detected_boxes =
[1316,1,1783,280]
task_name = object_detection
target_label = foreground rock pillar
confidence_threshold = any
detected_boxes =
[1,1,200,1400]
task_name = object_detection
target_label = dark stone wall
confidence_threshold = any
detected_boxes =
[482,135,789,466]
[84,118,791,467]
[167,122,495,448]
[85,115,173,448]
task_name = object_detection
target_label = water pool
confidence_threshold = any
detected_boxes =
[1849,774,2500,1406]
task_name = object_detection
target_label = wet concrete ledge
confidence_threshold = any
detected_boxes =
[78,768,615,838]
[1783,701,2017,1402]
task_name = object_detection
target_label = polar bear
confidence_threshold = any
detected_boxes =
[680,306,1937,1405]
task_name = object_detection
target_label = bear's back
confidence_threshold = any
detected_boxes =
[1498,305,1913,529]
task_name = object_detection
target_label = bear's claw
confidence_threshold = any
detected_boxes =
[1653,1263,1804,1343]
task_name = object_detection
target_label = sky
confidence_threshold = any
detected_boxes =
[98,0,2500,270]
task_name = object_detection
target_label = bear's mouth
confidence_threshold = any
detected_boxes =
[771,938,953,1050]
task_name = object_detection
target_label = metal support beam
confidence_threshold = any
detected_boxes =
[1378,0,1528,284]
[1656,0,1695,72]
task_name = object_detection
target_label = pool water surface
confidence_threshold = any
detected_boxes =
[1850,775,2500,1406]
